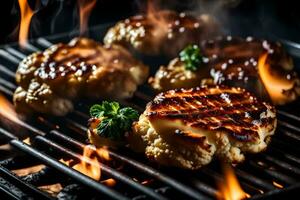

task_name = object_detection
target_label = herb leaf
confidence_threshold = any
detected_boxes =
[90,104,104,118]
[179,44,202,71]
[90,101,139,140]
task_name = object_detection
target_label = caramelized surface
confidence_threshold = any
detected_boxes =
[203,36,295,85]
[104,10,218,56]
[146,86,276,142]
[150,36,300,104]
[14,38,149,116]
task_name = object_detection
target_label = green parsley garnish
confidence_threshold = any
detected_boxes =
[179,44,202,71]
[90,101,139,140]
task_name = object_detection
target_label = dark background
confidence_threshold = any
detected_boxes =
[1,0,300,45]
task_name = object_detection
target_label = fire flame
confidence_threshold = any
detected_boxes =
[60,145,110,181]
[146,0,168,37]
[78,0,97,35]
[258,53,295,105]
[0,94,22,124]
[18,0,34,48]
[218,164,248,200]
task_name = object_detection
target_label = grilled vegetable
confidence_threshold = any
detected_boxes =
[130,86,277,169]
[13,38,148,116]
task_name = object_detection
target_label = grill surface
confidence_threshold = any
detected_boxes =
[0,24,300,199]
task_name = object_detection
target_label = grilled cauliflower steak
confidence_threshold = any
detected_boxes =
[150,37,300,105]
[104,10,218,57]
[130,86,277,169]
[14,38,149,116]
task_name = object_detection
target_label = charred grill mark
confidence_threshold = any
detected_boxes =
[150,92,255,112]
[34,41,104,80]
[147,87,275,142]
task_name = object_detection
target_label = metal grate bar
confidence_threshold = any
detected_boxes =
[34,135,170,200]
[47,130,210,199]
[0,164,54,199]
[0,184,20,200]
[0,129,129,200]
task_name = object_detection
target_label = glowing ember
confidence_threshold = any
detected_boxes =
[218,165,248,200]
[38,183,63,196]
[12,164,45,176]
[23,137,31,145]
[78,0,97,35]
[60,145,111,181]
[18,0,34,48]
[258,53,296,105]
[101,178,116,187]
[273,181,284,189]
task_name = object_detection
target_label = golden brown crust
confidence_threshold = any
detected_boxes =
[147,86,276,142]
[130,85,277,169]
[14,38,149,116]
[150,36,300,105]
[104,10,218,56]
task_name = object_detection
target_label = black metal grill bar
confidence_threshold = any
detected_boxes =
[260,154,300,176]
[34,135,174,200]
[278,128,300,142]
[248,160,297,184]
[269,147,300,166]
[278,120,300,133]
[47,130,211,199]
[0,64,15,78]
[4,47,27,60]
[0,50,19,65]
[278,110,300,122]
[234,169,275,191]
[0,184,19,200]
[0,135,129,200]
[0,84,13,96]
[200,167,262,195]
[0,78,15,90]
[0,164,54,199]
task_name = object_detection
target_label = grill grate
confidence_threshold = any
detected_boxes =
[0,25,300,199]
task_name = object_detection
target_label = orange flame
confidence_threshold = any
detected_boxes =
[218,165,248,200]
[146,0,168,34]
[258,53,296,105]
[18,0,34,48]
[78,0,97,35]
[0,94,21,124]
[60,145,110,181]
